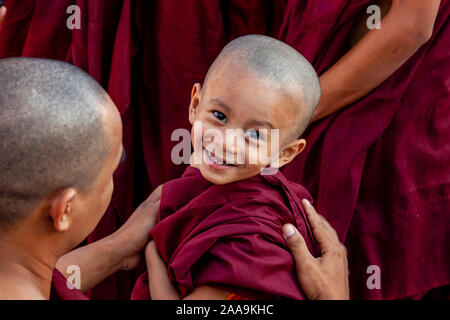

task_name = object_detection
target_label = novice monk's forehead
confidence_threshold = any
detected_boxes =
[204,35,321,138]
[0,58,111,228]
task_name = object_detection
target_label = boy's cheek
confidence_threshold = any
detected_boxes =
[244,146,273,167]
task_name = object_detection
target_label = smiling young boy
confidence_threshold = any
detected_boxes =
[132,35,322,300]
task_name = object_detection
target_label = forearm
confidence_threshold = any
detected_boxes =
[145,241,231,300]
[56,236,121,293]
[147,271,180,300]
[146,242,180,300]
[312,0,440,122]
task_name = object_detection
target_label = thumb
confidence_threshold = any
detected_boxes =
[282,224,314,265]
[146,184,163,204]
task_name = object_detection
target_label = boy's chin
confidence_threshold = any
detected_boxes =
[199,165,240,185]
[198,163,268,185]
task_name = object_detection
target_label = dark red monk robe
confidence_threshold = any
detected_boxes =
[50,269,88,300]
[131,166,318,300]
[280,0,450,299]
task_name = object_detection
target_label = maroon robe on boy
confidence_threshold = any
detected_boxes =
[131,166,318,300]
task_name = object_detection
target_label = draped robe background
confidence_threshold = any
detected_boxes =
[0,0,448,299]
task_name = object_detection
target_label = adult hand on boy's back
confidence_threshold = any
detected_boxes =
[282,199,350,300]
[110,184,163,271]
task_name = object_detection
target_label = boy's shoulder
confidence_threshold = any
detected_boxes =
[160,166,313,223]
[170,165,310,203]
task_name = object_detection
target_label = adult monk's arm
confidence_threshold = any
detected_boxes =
[312,0,441,122]
[56,185,162,293]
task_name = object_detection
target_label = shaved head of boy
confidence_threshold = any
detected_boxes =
[0,58,123,298]
[188,35,321,185]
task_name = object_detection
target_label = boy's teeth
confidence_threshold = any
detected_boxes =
[207,150,223,164]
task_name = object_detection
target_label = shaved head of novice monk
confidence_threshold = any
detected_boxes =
[188,34,321,185]
[0,58,123,299]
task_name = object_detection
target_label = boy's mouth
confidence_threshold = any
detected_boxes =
[203,148,238,170]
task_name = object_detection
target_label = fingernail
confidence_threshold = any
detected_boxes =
[302,199,311,207]
[282,224,295,238]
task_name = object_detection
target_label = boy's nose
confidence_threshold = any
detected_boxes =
[222,129,246,164]
[225,129,245,154]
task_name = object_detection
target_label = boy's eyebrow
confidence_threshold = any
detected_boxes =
[209,98,274,128]
[209,98,231,112]
[248,119,274,129]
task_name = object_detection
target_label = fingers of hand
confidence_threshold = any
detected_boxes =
[149,184,163,202]
[147,240,156,250]
[146,242,167,274]
[301,199,342,253]
[315,216,346,260]
[301,199,333,246]
[139,188,162,212]
[282,224,314,263]
[145,241,159,260]
[323,242,348,271]
[334,244,348,262]
[317,214,340,241]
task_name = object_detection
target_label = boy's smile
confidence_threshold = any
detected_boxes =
[203,147,238,170]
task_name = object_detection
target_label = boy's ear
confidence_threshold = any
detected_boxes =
[48,188,77,232]
[271,139,306,169]
[189,83,202,125]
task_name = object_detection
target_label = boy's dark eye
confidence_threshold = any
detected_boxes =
[245,129,260,140]
[120,148,126,163]
[213,111,227,123]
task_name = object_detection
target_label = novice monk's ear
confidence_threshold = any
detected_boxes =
[271,139,306,169]
[189,83,202,125]
[48,188,77,232]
